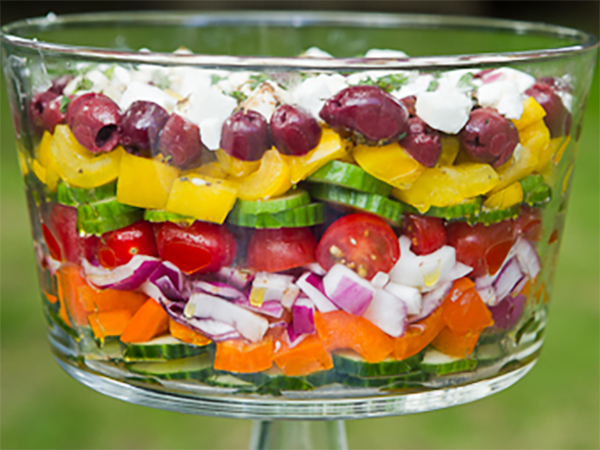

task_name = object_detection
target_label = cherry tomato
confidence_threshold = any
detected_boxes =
[446,219,515,278]
[316,213,399,280]
[157,221,236,274]
[42,223,62,261]
[247,227,316,273]
[98,221,158,269]
[402,213,447,255]
[44,203,82,263]
[514,206,543,242]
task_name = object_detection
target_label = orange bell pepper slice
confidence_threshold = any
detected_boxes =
[120,298,169,343]
[441,278,494,335]
[431,326,482,358]
[57,265,90,327]
[169,319,212,347]
[88,310,134,341]
[392,308,446,360]
[214,338,274,373]
[274,335,333,376]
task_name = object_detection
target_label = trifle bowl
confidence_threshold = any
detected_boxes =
[1,11,598,449]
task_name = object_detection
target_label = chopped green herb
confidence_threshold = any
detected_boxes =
[228,91,248,102]
[103,66,115,79]
[211,74,225,85]
[153,73,170,90]
[59,96,71,114]
[354,73,409,93]
[75,78,93,92]
[248,74,271,90]
[458,72,475,89]
[427,79,439,92]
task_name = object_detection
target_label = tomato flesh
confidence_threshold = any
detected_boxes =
[247,227,316,273]
[157,221,236,274]
[514,206,543,242]
[316,213,399,280]
[402,213,447,255]
[42,223,62,261]
[97,221,158,269]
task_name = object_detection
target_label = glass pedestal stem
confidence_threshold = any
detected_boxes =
[249,420,348,450]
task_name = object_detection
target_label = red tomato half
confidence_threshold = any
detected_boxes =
[98,221,158,269]
[316,213,399,280]
[446,219,515,277]
[247,227,316,273]
[514,206,543,242]
[44,203,83,263]
[402,214,447,255]
[157,221,236,274]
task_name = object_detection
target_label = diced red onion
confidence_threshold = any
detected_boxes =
[216,266,255,289]
[45,254,62,275]
[82,256,161,291]
[514,237,541,280]
[185,293,269,342]
[371,271,390,289]
[362,288,407,337]
[149,261,186,300]
[192,280,246,301]
[437,261,473,288]
[286,325,309,348]
[292,297,315,335]
[384,282,422,315]
[323,264,374,316]
[302,262,327,276]
[476,286,497,306]
[296,272,338,313]
[188,318,241,341]
[511,276,530,297]
[230,297,284,318]
[493,258,524,305]
[408,281,452,323]
[488,294,526,330]
[281,284,300,309]
[475,243,519,289]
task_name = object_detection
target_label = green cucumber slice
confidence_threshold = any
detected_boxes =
[420,349,477,375]
[144,209,195,225]
[332,350,423,377]
[233,189,311,215]
[475,341,507,366]
[343,370,428,388]
[309,183,403,224]
[468,205,520,226]
[425,197,483,221]
[227,203,324,228]
[127,354,214,381]
[77,198,144,236]
[305,369,341,387]
[226,367,315,394]
[204,374,257,390]
[57,181,117,206]
[520,175,552,206]
[122,335,210,362]
[307,161,393,196]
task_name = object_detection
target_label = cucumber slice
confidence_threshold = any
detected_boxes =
[305,369,342,387]
[475,341,506,366]
[467,204,520,226]
[344,370,428,388]
[57,181,117,206]
[127,354,214,381]
[520,175,552,206]
[424,197,483,221]
[228,203,324,228]
[307,161,393,196]
[226,367,314,394]
[77,198,144,236]
[122,335,211,362]
[204,374,257,390]
[144,209,195,225]
[420,348,477,375]
[233,189,311,216]
[332,350,423,377]
[309,183,403,224]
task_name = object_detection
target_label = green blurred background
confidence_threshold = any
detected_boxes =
[1,2,598,449]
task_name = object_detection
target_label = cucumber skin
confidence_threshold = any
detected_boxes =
[332,351,424,377]
[309,183,404,224]
[57,181,117,206]
[233,190,311,216]
[420,357,478,376]
[424,198,483,221]
[227,203,324,228]
[343,371,429,388]
[307,160,393,196]
[77,200,144,236]
[520,174,552,207]
[144,209,195,225]
[127,355,215,381]
[467,205,520,226]
[122,341,210,362]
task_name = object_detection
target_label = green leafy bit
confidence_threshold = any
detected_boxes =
[211,74,225,85]
[59,96,71,114]
[427,79,439,92]
[75,78,93,93]
[228,91,248,102]
[355,73,409,93]
[248,74,271,90]
[103,66,115,79]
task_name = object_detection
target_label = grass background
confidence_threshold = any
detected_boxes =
[1,5,599,450]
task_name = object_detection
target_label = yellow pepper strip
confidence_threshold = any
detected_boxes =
[215,149,261,178]
[238,149,292,201]
[491,145,540,195]
[518,120,551,173]
[34,131,60,191]
[284,129,347,184]
[552,135,572,165]
[483,182,523,210]
[562,164,574,194]
[117,152,179,209]
[32,159,47,184]
[392,163,499,213]
[511,97,546,131]
[165,175,239,224]
[436,136,460,167]
[51,125,123,189]
[194,161,230,179]
[17,151,29,177]
[354,142,425,189]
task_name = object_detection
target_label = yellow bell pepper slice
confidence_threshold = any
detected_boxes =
[392,163,499,213]
[490,143,539,195]
[238,149,292,201]
[35,131,60,191]
[436,136,460,167]
[215,149,261,178]
[284,129,347,184]
[354,142,425,189]
[165,175,239,224]
[51,125,122,189]
[518,120,551,173]
[117,152,179,209]
[194,161,230,179]
[511,97,546,131]
[551,135,571,165]
[483,182,523,210]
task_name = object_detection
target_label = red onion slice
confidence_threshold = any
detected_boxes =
[408,281,452,323]
[296,272,338,313]
[292,297,315,335]
[384,282,422,315]
[82,255,161,291]
[302,262,327,276]
[488,294,526,329]
[184,293,269,342]
[281,284,300,309]
[514,237,541,280]
[323,264,374,316]
[231,298,284,318]
[493,258,524,305]
[362,288,407,337]
[192,280,246,301]
[216,266,255,289]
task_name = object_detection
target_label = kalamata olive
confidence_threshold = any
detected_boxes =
[119,101,170,156]
[30,90,59,134]
[459,107,519,167]
[67,93,121,153]
[220,110,271,161]
[270,105,322,156]
[399,117,442,167]
[41,95,67,134]
[399,95,417,117]
[319,85,408,143]
[158,113,207,169]
[49,75,74,95]
[525,82,571,137]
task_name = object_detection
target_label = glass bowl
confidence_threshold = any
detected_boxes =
[1,11,597,424]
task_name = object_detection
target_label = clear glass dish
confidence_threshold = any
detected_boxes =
[1,11,597,432]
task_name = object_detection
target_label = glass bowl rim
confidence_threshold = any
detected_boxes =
[1,10,599,71]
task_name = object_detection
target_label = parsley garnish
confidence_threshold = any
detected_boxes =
[211,74,225,85]
[427,79,439,92]
[248,74,271,90]
[354,73,409,93]
[228,91,248,102]
[458,72,475,89]
[59,96,71,114]
[75,78,93,92]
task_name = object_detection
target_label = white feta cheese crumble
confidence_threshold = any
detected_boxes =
[480,67,536,93]
[557,91,573,113]
[168,67,214,98]
[241,81,290,120]
[103,66,131,103]
[119,81,177,112]
[364,49,408,58]
[85,70,110,92]
[184,87,237,150]
[476,79,525,119]
[436,69,482,94]
[391,72,433,100]
[291,74,348,119]
[301,47,334,58]
[415,89,473,134]
[216,71,255,95]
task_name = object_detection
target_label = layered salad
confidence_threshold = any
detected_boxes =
[24,46,572,395]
